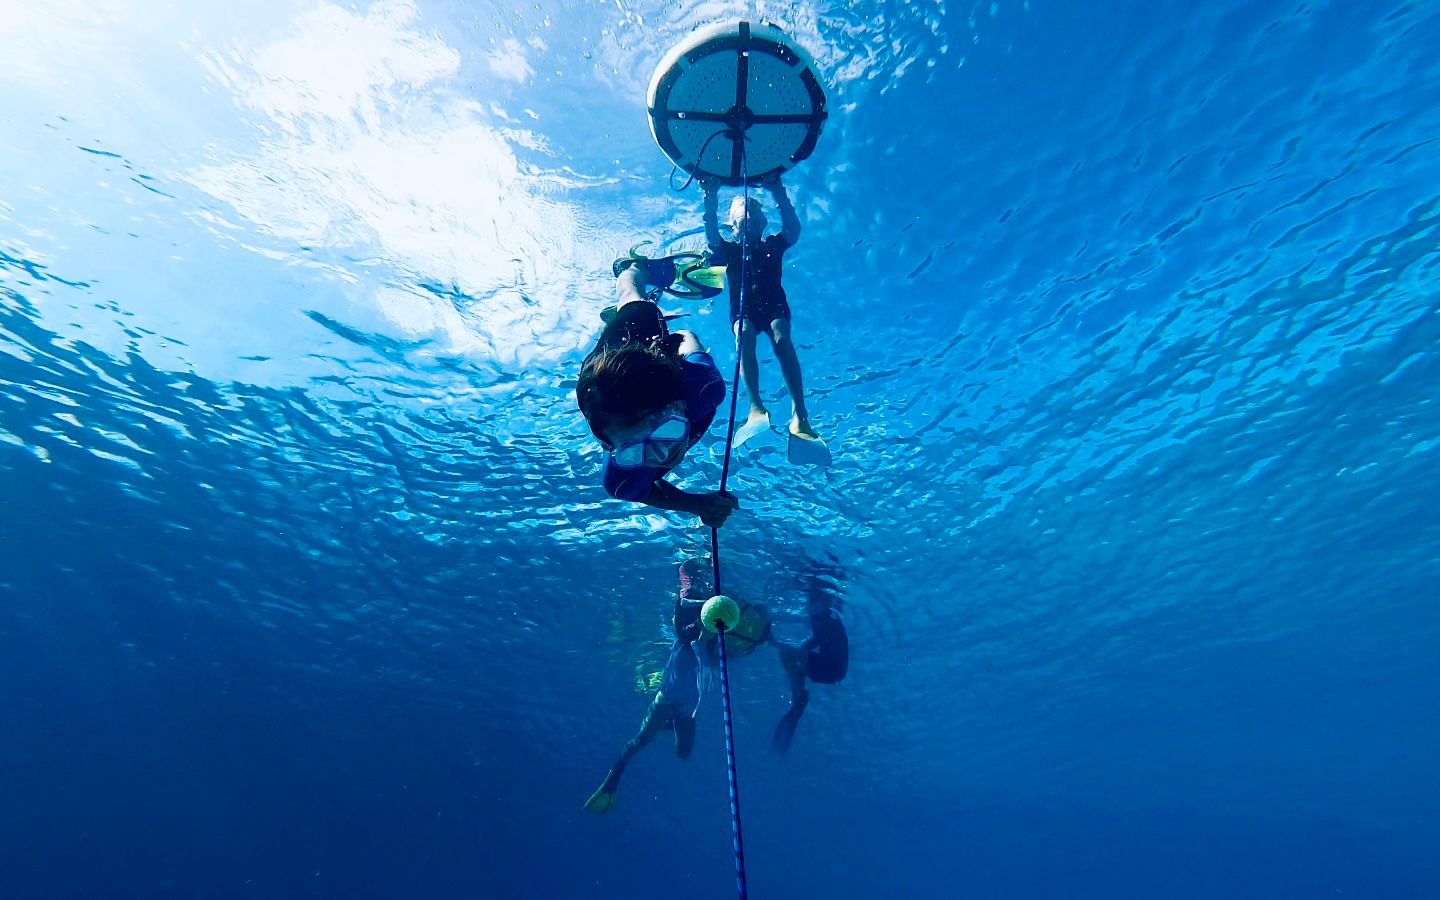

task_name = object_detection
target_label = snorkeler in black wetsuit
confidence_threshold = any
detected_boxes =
[771,571,850,753]
[700,173,825,458]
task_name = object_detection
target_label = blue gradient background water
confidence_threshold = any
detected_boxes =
[3,0,1438,897]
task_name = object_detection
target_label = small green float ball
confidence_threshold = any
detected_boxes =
[701,594,741,632]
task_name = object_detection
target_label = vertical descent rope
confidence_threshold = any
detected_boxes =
[716,623,747,900]
[706,89,754,899]
[709,151,752,595]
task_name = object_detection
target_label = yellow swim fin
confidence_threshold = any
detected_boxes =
[787,428,832,467]
[583,769,622,814]
[732,410,772,448]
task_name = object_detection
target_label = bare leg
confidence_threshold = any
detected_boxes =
[584,694,674,813]
[767,317,815,436]
[734,318,766,418]
[615,266,648,307]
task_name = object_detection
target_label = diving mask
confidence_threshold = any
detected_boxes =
[610,408,691,469]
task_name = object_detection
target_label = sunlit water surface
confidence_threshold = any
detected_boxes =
[2,0,1439,897]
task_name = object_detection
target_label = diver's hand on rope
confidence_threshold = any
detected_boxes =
[645,482,738,527]
[697,490,739,528]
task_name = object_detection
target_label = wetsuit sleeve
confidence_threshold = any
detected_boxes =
[602,455,661,502]
[680,351,725,433]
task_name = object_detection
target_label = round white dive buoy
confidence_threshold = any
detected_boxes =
[647,21,827,186]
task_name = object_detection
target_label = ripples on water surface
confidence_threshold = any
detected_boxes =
[2,0,1438,897]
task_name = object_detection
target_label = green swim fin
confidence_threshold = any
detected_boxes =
[612,241,657,278]
[676,262,727,299]
[614,243,721,299]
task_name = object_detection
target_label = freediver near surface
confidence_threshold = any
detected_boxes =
[584,558,849,814]
[700,173,830,465]
[575,260,738,527]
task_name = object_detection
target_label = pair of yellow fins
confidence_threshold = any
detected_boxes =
[733,410,831,467]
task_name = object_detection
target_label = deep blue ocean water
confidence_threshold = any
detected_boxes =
[3,0,1438,897]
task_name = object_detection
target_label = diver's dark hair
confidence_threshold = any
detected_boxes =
[576,343,685,440]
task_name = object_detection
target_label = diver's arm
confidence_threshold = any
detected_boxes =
[700,177,724,249]
[769,177,801,245]
[643,479,738,528]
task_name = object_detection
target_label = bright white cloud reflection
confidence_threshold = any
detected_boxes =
[488,39,537,83]
[188,0,582,368]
